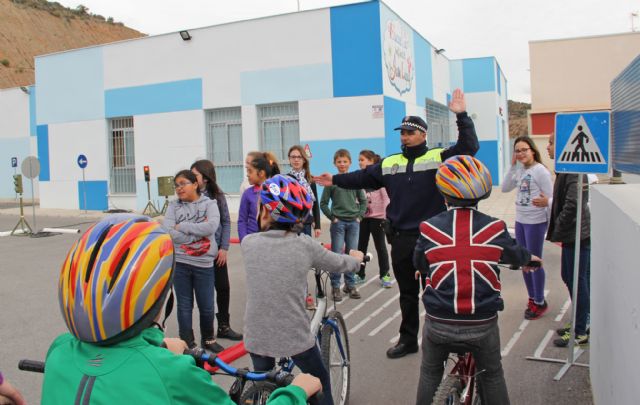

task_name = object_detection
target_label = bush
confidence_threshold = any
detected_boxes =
[0,59,10,67]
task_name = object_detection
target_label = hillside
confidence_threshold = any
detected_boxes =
[508,100,530,137]
[0,0,144,88]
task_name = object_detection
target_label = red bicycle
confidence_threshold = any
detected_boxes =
[431,348,482,405]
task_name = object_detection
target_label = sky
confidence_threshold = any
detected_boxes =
[56,0,640,103]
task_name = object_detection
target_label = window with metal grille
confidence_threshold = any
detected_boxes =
[108,117,136,194]
[425,98,454,148]
[258,102,299,173]
[206,107,243,193]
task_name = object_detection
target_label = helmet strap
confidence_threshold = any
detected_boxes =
[161,289,175,330]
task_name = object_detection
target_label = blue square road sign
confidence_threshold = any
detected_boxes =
[555,111,610,174]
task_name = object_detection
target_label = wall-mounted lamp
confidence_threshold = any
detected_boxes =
[179,30,192,41]
[19,86,30,95]
[435,48,446,55]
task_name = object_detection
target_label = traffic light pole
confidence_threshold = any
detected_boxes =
[142,166,159,217]
[11,194,33,236]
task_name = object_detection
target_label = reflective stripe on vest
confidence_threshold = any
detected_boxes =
[381,149,443,175]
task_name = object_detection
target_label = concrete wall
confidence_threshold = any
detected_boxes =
[530,32,640,114]
[590,184,640,404]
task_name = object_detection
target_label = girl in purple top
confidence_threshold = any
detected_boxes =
[238,151,280,241]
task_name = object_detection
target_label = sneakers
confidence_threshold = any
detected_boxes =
[524,298,535,318]
[332,287,343,302]
[556,323,590,336]
[202,339,225,353]
[305,293,316,310]
[525,300,549,320]
[354,274,366,285]
[553,331,589,347]
[342,285,361,299]
[381,274,392,288]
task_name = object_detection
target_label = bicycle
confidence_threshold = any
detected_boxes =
[430,260,541,405]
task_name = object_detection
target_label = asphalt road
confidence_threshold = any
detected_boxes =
[0,214,592,404]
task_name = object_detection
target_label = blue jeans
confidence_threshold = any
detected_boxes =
[561,242,591,335]
[416,317,509,405]
[329,219,359,288]
[250,345,333,405]
[174,262,216,342]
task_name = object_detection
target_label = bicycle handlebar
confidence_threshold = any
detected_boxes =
[18,359,45,373]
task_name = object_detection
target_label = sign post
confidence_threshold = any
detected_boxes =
[11,157,18,199]
[21,156,40,233]
[77,154,88,214]
[142,165,159,217]
[526,111,610,380]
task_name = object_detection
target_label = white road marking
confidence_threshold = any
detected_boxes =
[555,298,571,322]
[336,276,381,307]
[368,310,401,336]
[501,289,550,357]
[342,281,396,320]
[349,294,399,333]
[534,330,555,358]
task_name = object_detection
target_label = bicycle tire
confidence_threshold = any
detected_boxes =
[431,375,463,405]
[320,310,350,405]
[239,382,277,405]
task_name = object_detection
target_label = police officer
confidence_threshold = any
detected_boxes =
[314,89,479,359]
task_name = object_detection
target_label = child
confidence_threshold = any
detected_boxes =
[356,150,392,288]
[320,149,367,301]
[413,156,540,405]
[163,170,222,353]
[241,175,363,405]
[43,215,319,404]
[191,159,243,340]
[238,151,280,242]
[501,136,553,320]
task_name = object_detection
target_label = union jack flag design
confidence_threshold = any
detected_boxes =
[419,209,505,315]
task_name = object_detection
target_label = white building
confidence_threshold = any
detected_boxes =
[0,0,508,211]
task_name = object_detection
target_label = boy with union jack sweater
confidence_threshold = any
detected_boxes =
[413,156,540,405]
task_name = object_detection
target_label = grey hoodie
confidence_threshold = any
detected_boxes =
[163,195,220,268]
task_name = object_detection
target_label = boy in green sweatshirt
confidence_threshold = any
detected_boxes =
[321,149,367,301]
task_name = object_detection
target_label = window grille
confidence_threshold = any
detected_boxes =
[425,98,454,148]
[258,102,300,173]
[108,117,136,194]
[206,107,244,193]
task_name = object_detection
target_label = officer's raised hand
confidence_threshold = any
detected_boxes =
[448,88,466,114]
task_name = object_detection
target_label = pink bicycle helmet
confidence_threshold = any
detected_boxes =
[260,174,313,223]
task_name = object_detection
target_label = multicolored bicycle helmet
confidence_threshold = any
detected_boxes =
[260,174,313,223]
[58,214,175,345]
[436,155,492,205]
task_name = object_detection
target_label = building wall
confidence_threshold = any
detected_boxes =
[530,32,640,114]
[23,0,506,211]
[0,87,36,199]
[591,184,640,405]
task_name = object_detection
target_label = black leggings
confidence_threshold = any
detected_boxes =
[215,262,231,325]
[357,217,390,278]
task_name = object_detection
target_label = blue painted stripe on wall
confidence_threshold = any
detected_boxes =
[462,58,496,93]
[0,138,33,198]
[414,33,433,106]
[241,64,333,105]
[36,125,50,181]
[383,96,406,155]
[105,79,203,118]
[331,1,383,97]
[475,139,499,185]
[36,47,104,124]
[29,86,37,136]
[449,60,463,91]
[78,180,109,211]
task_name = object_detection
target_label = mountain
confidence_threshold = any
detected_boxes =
[0,0,144,88]
[508,100,530,137]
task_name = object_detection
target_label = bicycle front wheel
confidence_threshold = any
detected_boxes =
[239,382,277,405]
[320,310,350,405]
[431,375,463,405]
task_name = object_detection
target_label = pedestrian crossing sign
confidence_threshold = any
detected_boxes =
[554,111,610,174]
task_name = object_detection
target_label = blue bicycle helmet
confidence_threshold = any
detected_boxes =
[260,174,313,224]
